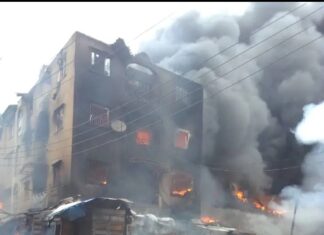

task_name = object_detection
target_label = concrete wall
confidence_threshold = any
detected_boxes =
[46,33,77,206]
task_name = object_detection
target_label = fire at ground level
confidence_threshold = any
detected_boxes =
[0,193,297,235]
[0,197,262,235]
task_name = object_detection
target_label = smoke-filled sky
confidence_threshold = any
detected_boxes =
[0,2,249,113]
[139,2,324,194]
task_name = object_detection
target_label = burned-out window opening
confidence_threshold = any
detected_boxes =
[89,103,110,128]
[136,129,152,146]
[85,160,108,186]
[32,162,48,194]
[53,105,65,132]
[170,172,193,197]
[104,58,111,76]
[52,160,62,187]
[57,49,67,80]
[90,49,111,77]
[175,128,191,150]
[35,111,49,142]
[91,51,100,65]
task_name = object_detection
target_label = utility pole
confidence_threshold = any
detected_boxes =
[290,198,299,235]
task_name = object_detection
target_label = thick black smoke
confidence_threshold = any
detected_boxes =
[139,2,324,196]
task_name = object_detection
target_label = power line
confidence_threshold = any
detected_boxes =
[0,21,313,158]
[0,17,321,161]
[1,26,318,162]
[0,3,318,156]
[65,2,310,138]
[66,34,322,157]
[0,7,183,151]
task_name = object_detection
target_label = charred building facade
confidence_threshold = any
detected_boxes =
[0,32,203,218]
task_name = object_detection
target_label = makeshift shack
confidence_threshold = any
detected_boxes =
[32,197,132,235]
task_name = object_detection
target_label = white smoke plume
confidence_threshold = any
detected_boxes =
[275,101,324,235]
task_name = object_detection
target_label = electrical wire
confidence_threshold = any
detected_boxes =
[0,31,321,173]
[0,3,310,152]
[0,3,319,157]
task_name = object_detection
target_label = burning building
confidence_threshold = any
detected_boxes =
[0,32,203,218]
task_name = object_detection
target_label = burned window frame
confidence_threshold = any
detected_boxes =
[174,128,191,150]
[89,47,111,77]
[85,159,109,186]
[53,104,65,132]
[170,172,193,197]
[57,49,67,81]
[89,103,110,128]
[135,129,152,146]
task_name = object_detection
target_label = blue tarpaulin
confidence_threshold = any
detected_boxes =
[45,197,132,222]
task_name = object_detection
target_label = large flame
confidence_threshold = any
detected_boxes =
[232,184,248,203]
[232,184,287,216]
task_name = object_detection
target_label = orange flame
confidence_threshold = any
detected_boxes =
[0,202,3,209]
[200,215,217,225]
[171,188,192,197]
[232,185,248,203]
[253,201,266,211]
[232,184,287,217]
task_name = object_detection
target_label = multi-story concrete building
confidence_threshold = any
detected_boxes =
[0,32,203,218]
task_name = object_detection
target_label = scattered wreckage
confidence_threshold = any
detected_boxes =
[0,197,255,235]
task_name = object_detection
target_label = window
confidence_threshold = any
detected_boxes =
[104,58,111,76]
[53,105,64,132]
[57,49,67,80]
[175,129,191,150]
[136,129,152,145]
[90,103,110,128]
[52,160,62,186]
[86,160,108,186]
[170,172,193,197]
[91,52,100,65]
[90,50,111,77]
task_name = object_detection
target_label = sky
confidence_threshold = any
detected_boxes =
[0,2,250,113]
